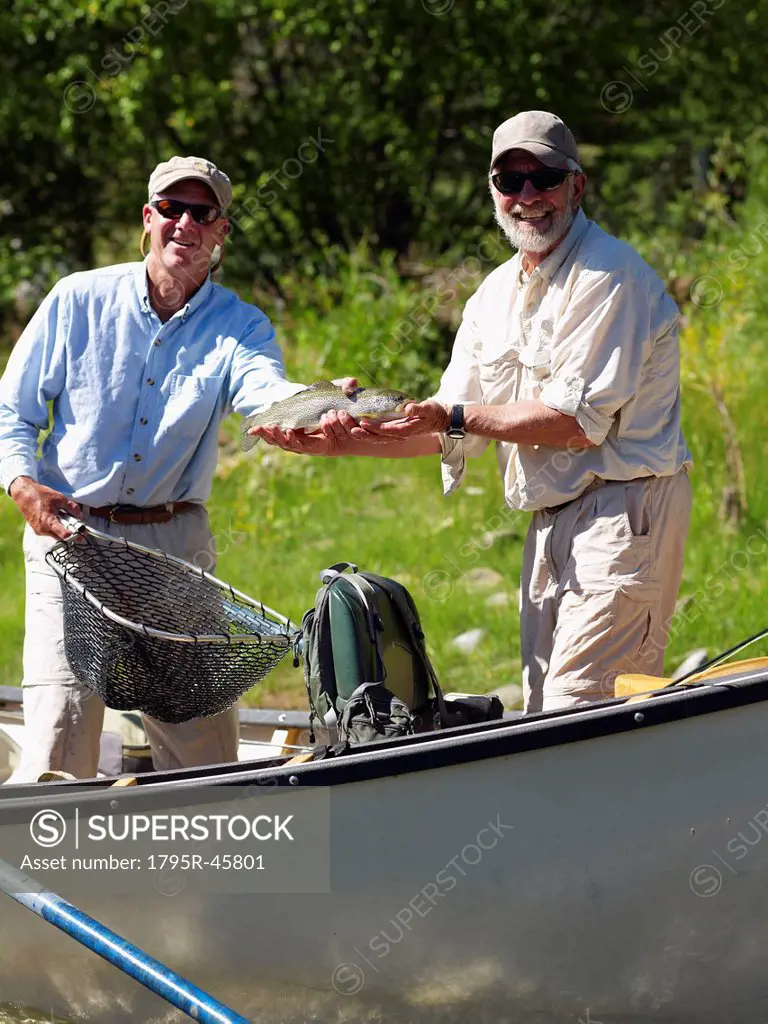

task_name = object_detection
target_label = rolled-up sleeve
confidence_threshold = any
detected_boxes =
[538,268,670,446]
[0,281,69,493]
[228,314,306,417]
[432,295,490,494]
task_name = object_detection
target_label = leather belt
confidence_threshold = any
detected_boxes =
[543,475,652,516]
[543,477,610,516]
[86,502,197,525]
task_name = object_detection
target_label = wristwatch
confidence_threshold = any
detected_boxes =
[446,404,466,439]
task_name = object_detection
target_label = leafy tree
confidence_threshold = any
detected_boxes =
[1,0,766,330]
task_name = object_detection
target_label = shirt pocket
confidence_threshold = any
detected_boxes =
[477,336,519,406]
[163,373,224,440]
[518,344,552,400]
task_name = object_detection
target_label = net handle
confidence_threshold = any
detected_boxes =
[58,511,86,537]
[50,512,297,645]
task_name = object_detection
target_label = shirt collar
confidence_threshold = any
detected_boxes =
[535,207,590,282]
[134,260,152,313]
[134,257,214,320]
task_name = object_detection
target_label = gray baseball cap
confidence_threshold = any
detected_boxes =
[148,155,233,210]
[491,111,581,170]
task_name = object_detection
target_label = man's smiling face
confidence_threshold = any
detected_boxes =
[491,150,585,257]
[142,178,227,276]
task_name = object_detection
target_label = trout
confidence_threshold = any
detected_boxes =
[242,380,414,452]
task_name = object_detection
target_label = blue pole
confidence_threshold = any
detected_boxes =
[0,858,251,1023]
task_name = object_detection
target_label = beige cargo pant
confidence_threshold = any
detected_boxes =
[9,506,239,783]
[521,471,692,713]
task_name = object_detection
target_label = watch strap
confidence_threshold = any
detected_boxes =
[447,404,465,438]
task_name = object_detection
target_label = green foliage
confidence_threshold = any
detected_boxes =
[2,0,768,329]
[252,241,495,396]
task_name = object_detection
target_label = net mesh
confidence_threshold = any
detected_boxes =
[45,526,297,724]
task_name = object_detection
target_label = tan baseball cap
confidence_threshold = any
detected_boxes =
[148,155,233,210]
[491,111,581,171]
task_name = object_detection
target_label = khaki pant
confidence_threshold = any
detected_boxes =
[521,471,692,713]
[9,507,239,782]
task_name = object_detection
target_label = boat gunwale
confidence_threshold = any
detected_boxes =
[1,664,767,811]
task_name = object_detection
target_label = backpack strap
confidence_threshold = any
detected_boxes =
[344,576,385,673]
[299,588,339,742]
[361,572,449,720]
[327,572,386,682]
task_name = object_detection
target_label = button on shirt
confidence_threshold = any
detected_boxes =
[434,208,693,511]
[0,261,306,505]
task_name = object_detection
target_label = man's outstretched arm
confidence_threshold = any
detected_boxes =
[249,396,594,457]
[369,398,595,449]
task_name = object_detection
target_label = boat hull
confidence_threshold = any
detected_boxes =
[1,673,768,1023]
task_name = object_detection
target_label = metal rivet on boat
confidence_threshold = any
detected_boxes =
[288,775,300,786]
[633,712,644,723]
[110,799,119,809]
[278,713,287,722]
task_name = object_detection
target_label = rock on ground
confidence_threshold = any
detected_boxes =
[450,628,487,654]
[464,567,504,590]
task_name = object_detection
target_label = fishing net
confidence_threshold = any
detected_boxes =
[45,522,298,724]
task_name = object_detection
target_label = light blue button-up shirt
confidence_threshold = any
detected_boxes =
[0,261,305,505]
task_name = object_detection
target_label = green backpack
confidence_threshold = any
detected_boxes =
[299,562,445,745]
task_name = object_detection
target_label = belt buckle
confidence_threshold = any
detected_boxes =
[108,504,138,523]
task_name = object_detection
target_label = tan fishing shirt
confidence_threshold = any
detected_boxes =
[434,208,692,511]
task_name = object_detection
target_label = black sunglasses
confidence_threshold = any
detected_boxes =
[150,198,222,225]
[491,169,573,196]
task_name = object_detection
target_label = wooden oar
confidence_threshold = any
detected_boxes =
[0,857,250,1023]
[617,626,768,697]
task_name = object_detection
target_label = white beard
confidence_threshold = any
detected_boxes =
[494,179,576,254]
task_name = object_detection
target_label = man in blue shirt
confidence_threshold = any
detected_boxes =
[0,155,306,781]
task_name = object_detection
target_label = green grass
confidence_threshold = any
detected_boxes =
[0,499,26,687]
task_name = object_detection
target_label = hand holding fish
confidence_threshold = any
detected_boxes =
[242,379,416,454]
[247,422,343,456]
[360,400,451,438]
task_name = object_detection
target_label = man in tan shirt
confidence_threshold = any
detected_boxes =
[250,110,692,713]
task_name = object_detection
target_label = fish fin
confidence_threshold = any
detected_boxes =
[305,379,340,392]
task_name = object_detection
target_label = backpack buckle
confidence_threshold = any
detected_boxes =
[292,632,303,668]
